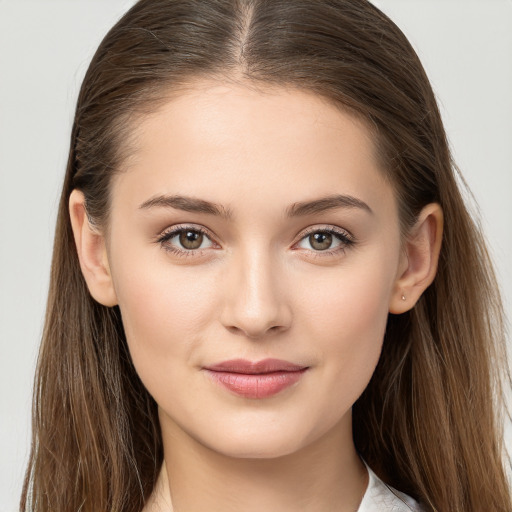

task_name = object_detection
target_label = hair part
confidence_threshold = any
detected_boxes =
[22,1,510,511]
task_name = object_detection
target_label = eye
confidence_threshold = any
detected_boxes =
[157,225,216,255]
[295,227,354,254]
[156,224,354,258]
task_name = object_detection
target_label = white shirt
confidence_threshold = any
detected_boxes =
[358,464,423,512]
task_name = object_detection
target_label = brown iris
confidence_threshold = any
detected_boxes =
[309,232,333,251]
[179,230,204,250]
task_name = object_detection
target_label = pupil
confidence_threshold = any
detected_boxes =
[310,232,332,251]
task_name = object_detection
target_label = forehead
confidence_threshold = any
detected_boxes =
[113,79,394,218]
[129,80,378,164]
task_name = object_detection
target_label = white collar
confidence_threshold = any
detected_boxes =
[357,462,422,512]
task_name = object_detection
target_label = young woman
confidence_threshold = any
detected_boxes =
[21,1,510,511]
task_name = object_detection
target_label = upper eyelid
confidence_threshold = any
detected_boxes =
[296,225,354,242]
[158,224,351,238]
[158,224,216,241]
[157,224,354,250]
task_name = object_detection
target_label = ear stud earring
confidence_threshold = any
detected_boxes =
[401,294,406,301]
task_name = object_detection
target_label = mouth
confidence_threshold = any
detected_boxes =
[202,358,309,399]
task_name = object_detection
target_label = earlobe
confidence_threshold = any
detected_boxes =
[389,203,443,314]
[69,189,118,307]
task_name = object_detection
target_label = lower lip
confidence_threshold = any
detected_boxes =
[204,369,307,399]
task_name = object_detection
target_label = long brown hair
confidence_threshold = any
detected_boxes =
[21,1,510,510]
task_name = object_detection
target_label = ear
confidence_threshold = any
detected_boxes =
[389,203,443,314]
[69,189,118,307]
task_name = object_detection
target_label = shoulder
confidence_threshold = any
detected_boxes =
[358,464,424,512]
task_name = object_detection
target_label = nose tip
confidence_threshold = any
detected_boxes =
[219,253,292,340]
[221,284,292,339]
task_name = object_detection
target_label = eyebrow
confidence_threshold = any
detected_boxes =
[286,194,373,217]
[138,193,372,218]
[139,194,234,219]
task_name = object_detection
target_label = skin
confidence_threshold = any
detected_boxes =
[70,80,442,512]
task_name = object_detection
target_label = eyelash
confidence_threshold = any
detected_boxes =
[156,224,217,258]
[296,226,355,258]
[156,224,355,258]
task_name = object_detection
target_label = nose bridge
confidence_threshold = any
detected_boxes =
[220,242,291,339]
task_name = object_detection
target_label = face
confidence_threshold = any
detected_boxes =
[106,81,404,458]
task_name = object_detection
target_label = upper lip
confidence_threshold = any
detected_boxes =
[204,358,308,374]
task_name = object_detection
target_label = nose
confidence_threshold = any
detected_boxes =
[219,246,292,340]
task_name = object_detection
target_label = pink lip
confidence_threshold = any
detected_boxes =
[203,359,308,399]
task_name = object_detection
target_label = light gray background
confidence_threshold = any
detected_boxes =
[1,1,511,510]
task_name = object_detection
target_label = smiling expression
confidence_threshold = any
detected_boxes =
[104,81,404,458]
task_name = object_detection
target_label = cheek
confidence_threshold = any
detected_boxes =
[298,254,397,402]
[303,256,395,345]
[110,246,220,384]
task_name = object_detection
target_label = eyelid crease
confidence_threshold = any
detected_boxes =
[296,225,355,242]
[156,223,356,259]
[156,224,217,244]
[156,224,218,258]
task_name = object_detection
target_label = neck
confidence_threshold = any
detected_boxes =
[151,410,368,512]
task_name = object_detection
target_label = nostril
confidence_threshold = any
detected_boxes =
[224,323,285,340]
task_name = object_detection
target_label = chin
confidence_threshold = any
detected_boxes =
[191,411,333,461]
[201,431,304,460]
